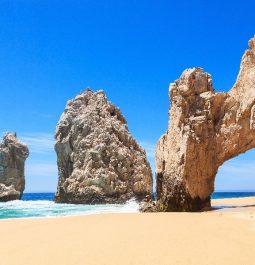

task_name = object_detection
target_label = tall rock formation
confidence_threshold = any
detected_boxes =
[156,36,255,211]
[55,89,153,204]
[0,133,29,202]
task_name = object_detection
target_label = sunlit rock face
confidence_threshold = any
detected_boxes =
[55,89,153,204]
[156,36,255,211]
[0,133,29,202]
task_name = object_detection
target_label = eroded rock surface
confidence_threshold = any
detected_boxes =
[55,89,153,204]
[0,133,29,201]
[156,36,255,211]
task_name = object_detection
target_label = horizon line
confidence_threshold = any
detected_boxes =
[23,190,255,194]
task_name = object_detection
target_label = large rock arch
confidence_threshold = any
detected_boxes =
[156,36,255,211]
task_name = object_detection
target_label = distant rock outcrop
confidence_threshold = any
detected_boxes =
[55,89,153,204]
[156,36,255,211]
[0,133,29,202]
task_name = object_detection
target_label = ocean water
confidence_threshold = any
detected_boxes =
[0,192,254,220]
[212,192,255,199]
[0,193,140,220]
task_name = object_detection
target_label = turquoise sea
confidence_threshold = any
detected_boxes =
[0,192,254,220]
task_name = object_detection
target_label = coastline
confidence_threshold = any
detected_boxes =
[0,197,254,265]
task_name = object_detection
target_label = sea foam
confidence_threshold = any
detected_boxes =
[0,198,140,220]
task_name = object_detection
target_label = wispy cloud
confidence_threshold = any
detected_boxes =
[20,133,57,180]
[216,160,255,191]
[26,161,58,177]
[20,133,55,155]
[30,111,53,119]
[219,161,255,176]
[139,141,155,159]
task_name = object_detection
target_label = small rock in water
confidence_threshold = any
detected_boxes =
[0,132,29,202]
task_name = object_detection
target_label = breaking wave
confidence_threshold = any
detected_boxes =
[0,198,140,220]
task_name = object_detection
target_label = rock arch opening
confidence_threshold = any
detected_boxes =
[215,149,255,193]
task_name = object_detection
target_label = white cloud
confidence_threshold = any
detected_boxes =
[20,133,55,155]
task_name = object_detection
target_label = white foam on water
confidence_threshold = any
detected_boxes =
[0,198,140,220]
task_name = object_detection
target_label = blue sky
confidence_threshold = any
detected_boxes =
[0,0,255,192]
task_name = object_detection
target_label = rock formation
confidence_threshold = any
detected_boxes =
[55,89,153,204]
[0,133,29,202]
[156,36,255,211]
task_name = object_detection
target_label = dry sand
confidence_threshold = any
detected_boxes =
[0,197,255,265]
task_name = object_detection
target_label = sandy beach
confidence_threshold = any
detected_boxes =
[0,197,254,265]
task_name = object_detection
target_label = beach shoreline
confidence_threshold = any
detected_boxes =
[0,197,254,265]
